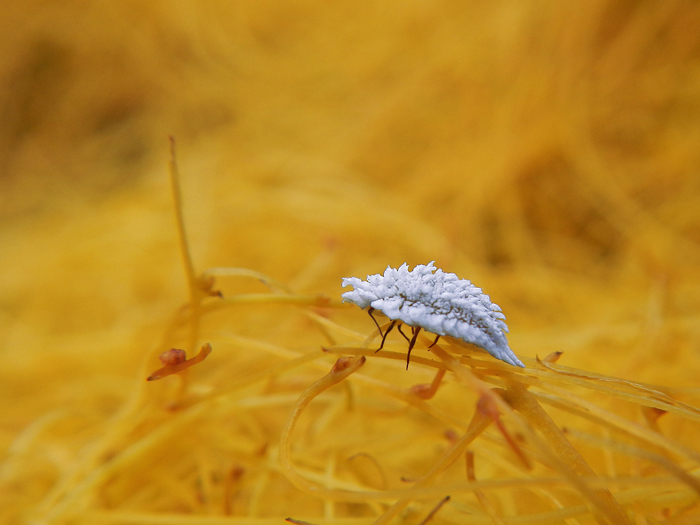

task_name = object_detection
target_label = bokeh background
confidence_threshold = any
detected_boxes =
[2,1,700,523]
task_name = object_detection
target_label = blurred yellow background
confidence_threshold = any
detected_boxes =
[2,1,700,523]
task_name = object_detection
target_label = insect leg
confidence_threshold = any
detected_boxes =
[396,324,411,343]
[376,320,397,352]
[405,327,422,370]
[428,335,440,348]
[367,307,384,337]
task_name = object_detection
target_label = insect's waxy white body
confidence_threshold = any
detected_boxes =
[341,262,524,368]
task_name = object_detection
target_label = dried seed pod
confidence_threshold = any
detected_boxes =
[147,343,213,381]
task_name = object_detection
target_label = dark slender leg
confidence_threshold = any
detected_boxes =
[397,324,411,343]
[367,307,384,337]
[405,326,422,370]
[428,335,440,348]
[376,320,397,353]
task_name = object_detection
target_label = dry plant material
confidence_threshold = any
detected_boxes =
[342,262,524,368]
[417,495,451,525]
[13,154,700,525]
[9,36,700,522]
[477,389,532,471]
[285,518,319,525]
[410,368,447,400]
[146,343,213,381]
[168,136,203,353]
[466,451,505,525]
[158,348,187,367]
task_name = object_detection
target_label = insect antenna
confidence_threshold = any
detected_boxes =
[376,319,397,352]
[405,326,422,370]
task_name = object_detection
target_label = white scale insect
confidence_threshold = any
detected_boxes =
[342,262,524,369]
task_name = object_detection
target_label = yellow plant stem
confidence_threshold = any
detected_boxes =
[279,356,368,500]
[428,343,631,525]
[372,408,493,525]
[169,136,201,354]
[503,380,631,525]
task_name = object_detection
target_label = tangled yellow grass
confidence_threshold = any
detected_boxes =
[2,1,700,524]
